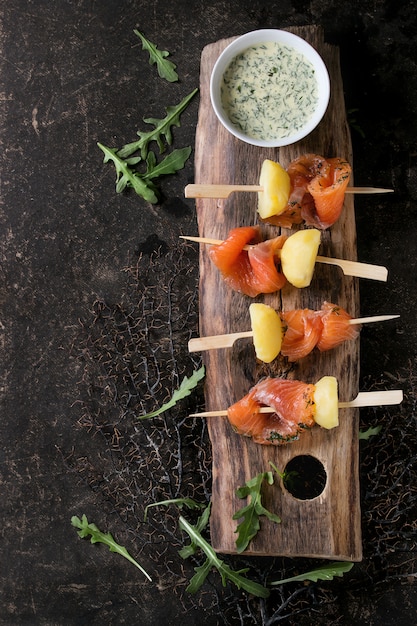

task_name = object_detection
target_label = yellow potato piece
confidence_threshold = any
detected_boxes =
[314,376,339,429]
[257,159,291,219]
[280,228,321,288]
[249,303,284,363]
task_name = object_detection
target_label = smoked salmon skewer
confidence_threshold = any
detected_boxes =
[188,302,399,362]
[185,154,393,230]
[184,183,390,198]
[181,226,388,295]
[188,376,403,446]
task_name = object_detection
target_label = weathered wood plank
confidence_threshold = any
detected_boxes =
[193,26,362,560]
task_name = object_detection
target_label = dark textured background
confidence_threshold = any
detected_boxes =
[1,1,416,624]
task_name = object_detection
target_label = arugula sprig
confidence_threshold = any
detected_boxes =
[71,514,152,581]
[138,365,205,419]
[98,143,191,204]
[233,471,281,553]
[178,504,270,598]
[134,29,178,82]
[118,89,198,159]
[270,561,354,586]
[143,498,268,596]
[144,497,205,522]
[269,460,299,491]
[359,425,382,440]
[143,147,192,183]
[98,143,158,202]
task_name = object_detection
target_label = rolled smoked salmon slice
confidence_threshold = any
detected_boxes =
[208,225,287,297]
[317,302,359,351]
[281,302,360,361]
[280,308,324,361]
[306,157,351,229]
[227,378,316,446]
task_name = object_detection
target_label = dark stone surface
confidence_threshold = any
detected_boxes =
[1,1,416,624]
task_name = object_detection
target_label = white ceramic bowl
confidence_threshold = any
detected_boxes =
[210,29,330,148]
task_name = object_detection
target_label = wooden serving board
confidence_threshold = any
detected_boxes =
[193,26,362,560]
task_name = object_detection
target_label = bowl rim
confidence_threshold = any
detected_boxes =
[210,29,330,148]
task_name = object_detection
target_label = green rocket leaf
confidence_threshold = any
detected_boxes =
[134,29,178,82]
[178,505,270,598]
[359,425,382,440]
[97,142,158,203]
[143,146,192,181]
[71,514,152,581]
[118,89,198,159]
[270,561,354,586]
[144,497,205,522]
[233,471,281,553]
[98,143,192,203]
[138,366,205,419]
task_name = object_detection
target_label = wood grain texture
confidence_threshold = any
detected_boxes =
[193,26,362,560]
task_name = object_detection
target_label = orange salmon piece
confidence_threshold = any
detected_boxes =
[307,157,351,229]
[227,377,316,445]
[317,301,360,351]
[280,308,323,361]
[247,236,287,294]
[209,226,287,297]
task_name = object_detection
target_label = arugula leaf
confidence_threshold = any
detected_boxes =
[233,471,281,553]
[98,143,192,204]
[118,89,198,159]
[178,506,270,598]
[269,460,299,491]
[178,502,211,560]
[71,514,152,581]
[144,497,205,522]
[359,425,382,440]
[138,366,205,419]
[270,561,354,586]
[186,558,212,593]
[134,29,178,82]
[143,146,192,181]
[97,142,158,203]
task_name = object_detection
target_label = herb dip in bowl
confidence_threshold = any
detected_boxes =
[210,30,330,147]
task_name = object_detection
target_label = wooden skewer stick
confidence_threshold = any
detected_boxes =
[180,236,388,282]
[184,183,394,199]
[188,314,400,352]
[188,390,403,417]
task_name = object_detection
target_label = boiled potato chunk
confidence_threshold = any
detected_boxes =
[257,159,291,219]
[280,228,321,288]
[314,376,339,429]
[249,303,284,363]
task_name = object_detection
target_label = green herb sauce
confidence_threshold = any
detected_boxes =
[220,41,319,141]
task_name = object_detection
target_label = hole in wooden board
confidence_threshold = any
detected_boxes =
[282,454,327,500]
